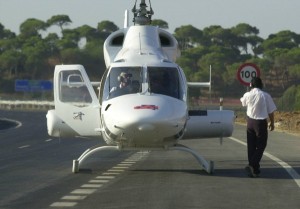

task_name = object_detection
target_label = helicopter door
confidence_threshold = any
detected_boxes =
[53,65,101,136]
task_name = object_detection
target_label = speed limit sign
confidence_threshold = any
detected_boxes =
[237,63,261,86]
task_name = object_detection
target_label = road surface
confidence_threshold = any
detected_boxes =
[0,110,299,209]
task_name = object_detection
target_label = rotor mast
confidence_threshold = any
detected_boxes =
[132,0,154,25]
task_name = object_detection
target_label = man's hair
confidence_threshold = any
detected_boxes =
[250,77,263,89]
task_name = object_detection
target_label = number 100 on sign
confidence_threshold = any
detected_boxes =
[237,63,260,86]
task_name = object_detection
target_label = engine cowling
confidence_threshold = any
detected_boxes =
[183,110,235,139]
[46,109,78,137]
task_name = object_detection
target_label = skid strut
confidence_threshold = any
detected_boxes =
[72,145,119,173]
[169,144,214,174]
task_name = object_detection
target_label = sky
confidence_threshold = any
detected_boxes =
[0,0,300,38]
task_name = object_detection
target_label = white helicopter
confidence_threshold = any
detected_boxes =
[46,0,235,174]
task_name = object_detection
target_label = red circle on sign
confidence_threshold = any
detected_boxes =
[237,63,261,86]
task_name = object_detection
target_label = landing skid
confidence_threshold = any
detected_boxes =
[72,145,119,173]
[72,144,214,174]
[169,144,214,174]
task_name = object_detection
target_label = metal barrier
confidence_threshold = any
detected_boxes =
[0,100,54,111]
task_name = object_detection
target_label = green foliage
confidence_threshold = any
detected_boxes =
[151,19,169,29]
[47,15,72,31]
[174,25,203,48]
[0,16,300,111]
[277,85,300,111]
[75,25,97,42]
[289,64,300,78]
[97,21,119,33]
[19,18,47,39]
[231,23,259,36]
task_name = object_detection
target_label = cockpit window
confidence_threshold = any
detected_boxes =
[148,67,182,99]
[103,67,142,100]
[103,66,184,101]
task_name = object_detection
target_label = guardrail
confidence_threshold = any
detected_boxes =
[0,100,54,111]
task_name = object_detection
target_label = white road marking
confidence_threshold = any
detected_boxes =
[93,179,109,183]
[123,160,137,163]
[229,137,300,188]
[127,157,142,160]
[102,172,120,175]
[263,152,300,187]
[107,169,124,172]
[114,166,129,169]
[45,139,53,142]
[49,152,150,207]
[61,195,87,200]
[18,145,30,149]
[50,202,77,207]
[96,176,115,179]
[228,137,247,146]
[89,180,108,183]
[81,184,102,188]
[118,163,133,166]
[71,189,97,195]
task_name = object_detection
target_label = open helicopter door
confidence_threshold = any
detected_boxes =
[47,65,101,137]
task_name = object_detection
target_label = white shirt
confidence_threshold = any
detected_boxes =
[240,88,277,120]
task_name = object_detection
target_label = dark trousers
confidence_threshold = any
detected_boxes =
[246,117,268,173]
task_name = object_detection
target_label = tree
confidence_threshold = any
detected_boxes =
[0,23,16,39]
[231,23,259,37]
[174,25,203,49]
[203,25,238,50]
[47,15,72,32]
[278,85,300,111]
[75,25,98,42]
[0,34,19,54]
[57,29,80,49]
[80,39,106,79]
[151,19,168,29]
[0,49,24,78]
[231,23,263,55]
[177,46,209,80]
[22,36,52,79]
[60,48,81,64]
[260,30,299,53]
[97,21,119,33]
[19,18,47,39]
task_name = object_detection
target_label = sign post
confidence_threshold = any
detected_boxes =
[237,63,260,86]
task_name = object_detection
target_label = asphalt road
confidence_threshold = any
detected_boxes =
[0,110,299,209]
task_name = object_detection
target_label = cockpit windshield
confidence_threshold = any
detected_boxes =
[103,67,142,100]
[103,66,185,101]
[148,67,182,100]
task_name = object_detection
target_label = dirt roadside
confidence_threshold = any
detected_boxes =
[236,111,300,136]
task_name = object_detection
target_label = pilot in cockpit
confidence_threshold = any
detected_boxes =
[111,72,132,91]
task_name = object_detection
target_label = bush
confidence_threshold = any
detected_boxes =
[277,85,300,111]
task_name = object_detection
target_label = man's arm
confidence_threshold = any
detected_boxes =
[268,112,275,131]
[240,92,249,107]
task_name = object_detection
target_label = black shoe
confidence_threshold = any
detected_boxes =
[245,165,259,178]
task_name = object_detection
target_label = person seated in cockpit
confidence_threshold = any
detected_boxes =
[150,74,169,95]
[110,72,132,97]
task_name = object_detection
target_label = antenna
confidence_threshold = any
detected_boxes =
[124,10,129,28]
[132,0,154,25]
[139,33,142,54]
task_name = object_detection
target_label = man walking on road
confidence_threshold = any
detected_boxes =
[240,77,277,177]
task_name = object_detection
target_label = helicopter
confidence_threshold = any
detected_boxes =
[46,0,235,174]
